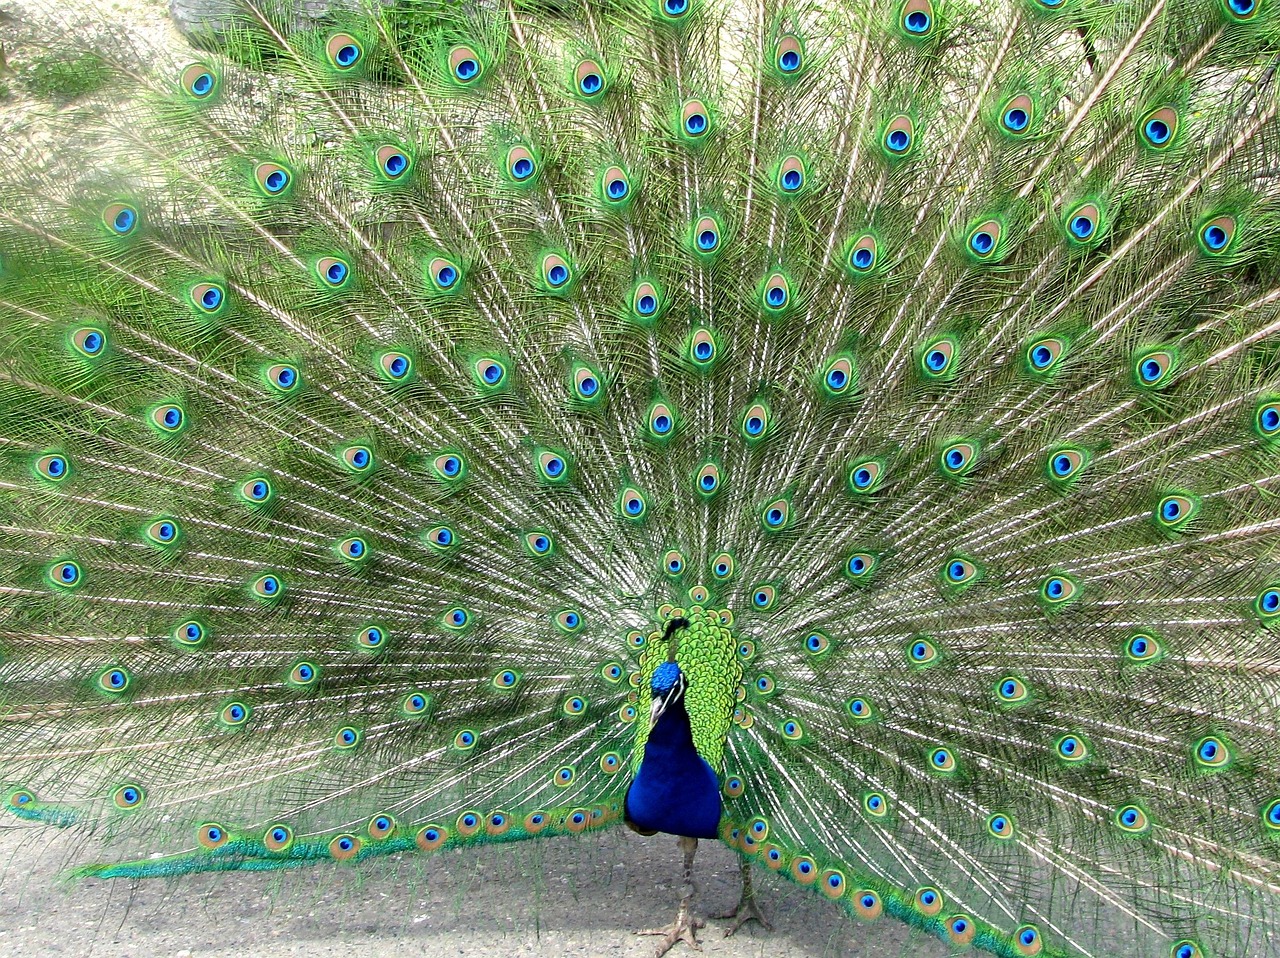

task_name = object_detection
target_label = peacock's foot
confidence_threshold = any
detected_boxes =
[636,907,706,956]
[638,835,705,956]
[714,859,773,937]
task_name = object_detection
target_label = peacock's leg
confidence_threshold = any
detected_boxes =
[715,857,773,937]
[637,835,706,955]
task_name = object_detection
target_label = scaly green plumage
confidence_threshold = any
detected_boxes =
[2,0,1280,955]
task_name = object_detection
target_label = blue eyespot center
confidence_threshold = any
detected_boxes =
[906,10,930,31]
[780,50,799,71]
[548,264,568,286]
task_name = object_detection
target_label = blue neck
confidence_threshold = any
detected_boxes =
[624,696,722,839]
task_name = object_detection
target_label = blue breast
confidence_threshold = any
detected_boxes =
[624,696,722,839]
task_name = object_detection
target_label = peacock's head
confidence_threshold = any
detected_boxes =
[649,659,688,727]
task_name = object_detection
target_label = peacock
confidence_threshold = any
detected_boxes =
[2,0,1280,955]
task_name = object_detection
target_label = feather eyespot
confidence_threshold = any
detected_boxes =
[1026,337,1065,372]
[376,145,410,180]
[823,356,857,397]
[1047,448,1087,482]
[289,661,319,687]
[777,155,806,193]
[198,823,230,850]
[148,403,185,434]
[425,256,461,292]
[899,0,935,37]
[554,765,576,786]
[996,676,1029,704]
[1156,494,1197,530]
[51,560,82,589]
[1192,215,1233,254]
[789,856,817,883]
[416,825,447,851]
[453,729,477,751]
[1039,574,1079,605]
[431,451,465,481]
[618,486,647,520]
[368,814,395,840]
[337,536,368,562]
[1125,631,1164,662]
[403,691,430,714]
[848,459,883,493]
[326,34,362,70]
[847,696,873,719]
[103,202,138,235]
[334,726,362,750]
[908,636,939,665]
[1194,735,1231,769]
[761,499,790,531]
[647,401,675,438]
[264,825,293,852]
[180,63,217,100]
[266,362,300,392]
[692,215,722,254]
[854,890,882,919]
[775,34,803,74]
[681,100,710,138]
[426,525,457,551]
[251,573,283,600]
[1255,398,1280,439]
[928,747,957,773]
[882,114,915,157]
[448,45,483,84]
[1222,0,1257,20]
[112,784,145,810]
[1263,799,1280,832]
[846,552,877,580]
[741,402,771,441]
[190,282,225,314]
[600,752,622,774]
[525,531,554,556]
[863,792,888,817]
[329,834,361,861]
[948,915,976,946]
[919,339,955,378]
[847,234,878,274]
[562,696,587,716]
[575,59,605,97]
[34,454,69,482]
[915,887,944,916]
[1172,942,1204,958]
[443,607,471,630]
[72,326,107,357]
[761,272,790,312]
[1115,804,1151,835]
[341,445,374,473]
[536,450,569,483]
[1014,925,1043,956]
[1000,94,1034,135]
[939,441,977,477]
[1257,587,1280,622]
[1055,734,1090,762]
[987,813,1015,839]
[219,484,261,529]
[751,586,776,610]
[819,869,845,899]
[1139,107,1178,149]
[803,631,830,655]
[966,219,1003,260]
[944,557,980,586]
[173,620,206,648]
[254,162,292,197]
[219,701,250,727]
[711,552,735,579]
[98,666,130,694]
[506,146,537,183]
[356,625,385,650]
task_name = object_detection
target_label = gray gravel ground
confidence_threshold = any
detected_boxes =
[1,825,949,957]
